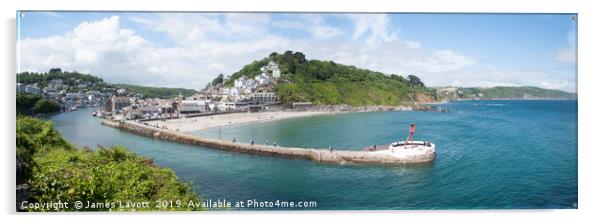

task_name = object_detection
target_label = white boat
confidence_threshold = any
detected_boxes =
[367,140,436,160]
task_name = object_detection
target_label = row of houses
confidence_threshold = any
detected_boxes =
[105,95,258,120]
[215,60,282,103]
[102,61,286,120]
[16,83,43,95]
[18,81,114,111]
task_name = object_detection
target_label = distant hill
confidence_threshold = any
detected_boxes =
[17,69,198,99]
[436,86,576,100]
[113,84,197,99]
[225,51,437,106]
[17,69,108,91]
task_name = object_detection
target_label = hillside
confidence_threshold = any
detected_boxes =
[113,84,198,99]
[436,86,576,100]
[17,70,198,99]
[18,68,109,91]
[225,51,437,106]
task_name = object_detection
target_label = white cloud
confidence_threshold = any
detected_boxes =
[311,26,345,40]
[554,30,576,63]
[403,40,422,49]
[19,13,575,93]
[346,14,398,44]
[271,20,305,30]
[555,47,576,63]
[270,15,344,40]
[405,50,476,73]
[20,14,293,89]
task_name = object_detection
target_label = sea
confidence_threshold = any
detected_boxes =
[47,100,578,209]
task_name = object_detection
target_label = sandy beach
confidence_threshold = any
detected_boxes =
[144,111,330,132]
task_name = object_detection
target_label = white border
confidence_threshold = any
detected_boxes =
[2,0,601,223]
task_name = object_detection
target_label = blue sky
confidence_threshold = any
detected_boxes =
[17,12,577,92]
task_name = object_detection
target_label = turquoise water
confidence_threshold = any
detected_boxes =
[48,100,577,209]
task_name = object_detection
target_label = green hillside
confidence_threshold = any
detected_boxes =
[450,86,576,99]
[16,70,198,99]
[113,84,197,99]
[17,68,108,91]
[226,51,436,106]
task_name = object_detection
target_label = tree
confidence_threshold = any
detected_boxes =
[211,74,224,86]
[407,75,425,87]
[16,93,42,114]
[32,99,60,114]
[48,68,62,74]
[390,74,407,83]
[293,52,307,64]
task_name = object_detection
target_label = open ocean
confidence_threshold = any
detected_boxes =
[48,100,577,209]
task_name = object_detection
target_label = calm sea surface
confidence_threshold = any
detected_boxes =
[48,100,577,209]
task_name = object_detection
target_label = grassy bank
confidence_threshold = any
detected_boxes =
[16,116,201,211]
[221,51,437,106]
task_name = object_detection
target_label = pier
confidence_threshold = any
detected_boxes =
[101,119,436,165]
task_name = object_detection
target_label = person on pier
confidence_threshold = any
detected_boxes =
[405,123,416,149]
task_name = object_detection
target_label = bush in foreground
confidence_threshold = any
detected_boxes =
[17,116,201,211]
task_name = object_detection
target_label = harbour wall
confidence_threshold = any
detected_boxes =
[101,119,435,165]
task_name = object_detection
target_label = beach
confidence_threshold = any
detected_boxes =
[144,111,330,132]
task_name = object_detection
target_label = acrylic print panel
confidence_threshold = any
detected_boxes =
[16,11,577,211]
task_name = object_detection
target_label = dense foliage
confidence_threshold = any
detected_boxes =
[456,86,576,99]
[226,51,435,106]
[16,116,71,185]
[32,99,61,114]
[113,84,197,99]
[211,74,224,86]
[17,93,60,115]
[16,116,201,211]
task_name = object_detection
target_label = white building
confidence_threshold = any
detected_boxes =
[178,100,209,114]
[261,60,281,78]
[218,101,248,111]
[47,79,64,91]
[228,87,240,97]
[208,102,217,111]
[17,83,43,95]
[66,92,82,100]
[254,74,272,85]
[250,92,278,104]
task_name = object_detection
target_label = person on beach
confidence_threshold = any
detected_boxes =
[405,123,416,149]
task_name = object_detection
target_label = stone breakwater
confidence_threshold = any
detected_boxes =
[101,120,436,165]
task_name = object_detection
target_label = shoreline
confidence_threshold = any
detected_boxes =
[139,98,575,134]
[143,103,424,133]
[144,111,333,133]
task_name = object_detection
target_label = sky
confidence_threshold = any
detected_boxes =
[17,12,577,92]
